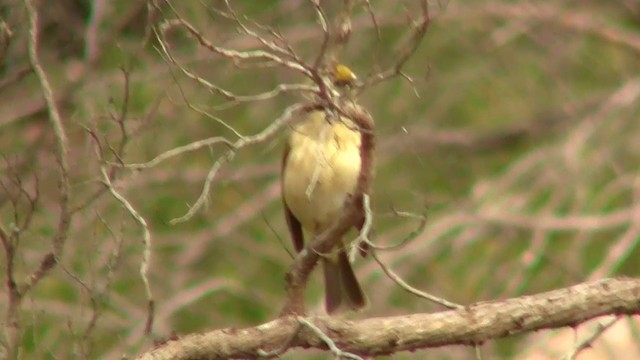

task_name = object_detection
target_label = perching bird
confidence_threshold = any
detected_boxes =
[281,65,369,314]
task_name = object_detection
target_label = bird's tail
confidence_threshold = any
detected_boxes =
[323,248,367,314]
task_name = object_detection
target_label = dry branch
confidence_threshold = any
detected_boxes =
[137,277,640,359]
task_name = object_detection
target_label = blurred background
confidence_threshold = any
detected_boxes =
[1,0,639,359]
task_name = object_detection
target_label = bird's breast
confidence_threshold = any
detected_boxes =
[283,115,362,233]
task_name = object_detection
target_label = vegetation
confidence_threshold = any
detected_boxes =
[1,0,639,359]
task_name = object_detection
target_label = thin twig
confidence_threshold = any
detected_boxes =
[21,0,72,293]
[155,24,316,108]
[360,0,431,89]
[100,166,155,334]
[561,316,620,360]
[371,250,462,310]
[170,103,306,224]
[160,18,311,77]
[117,136,235,169]
[298,317,364,360]
[310,0,331,71]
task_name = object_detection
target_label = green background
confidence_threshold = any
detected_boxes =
[1,1,639,359]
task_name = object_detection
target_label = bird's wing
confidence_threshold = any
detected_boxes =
[281,141,305,252]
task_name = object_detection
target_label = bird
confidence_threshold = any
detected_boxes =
[281,64,369,314]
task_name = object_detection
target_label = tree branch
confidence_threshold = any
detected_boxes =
[137,277,640,359]
[21,0,72,294]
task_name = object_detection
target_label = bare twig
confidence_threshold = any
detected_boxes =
[80,211,125,343]
[561,316,621,360]
[256,322,302,358]
[85,0,107,62]
[298,317,363,360]
[350,194,374,260]
[310,0,331,71]
[159,18,311,76]
[454,4,640,53]
[170,103,307,224]
[221,0,301,62]
[155,18,318,112]
[355,204,428,255]
[163,65,244,136]
[23,0,72,282]
[0,65,32,94]
[360,0,431,89]
[371,250,461,310]
[156,25,316,107]
[0,18,11,64]
[70,75,158,214]
[100,166,155,334]
[351,194,457,309]
[118,136,234,169]
[363,0,381,41]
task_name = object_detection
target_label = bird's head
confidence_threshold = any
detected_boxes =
[330,64,358,88]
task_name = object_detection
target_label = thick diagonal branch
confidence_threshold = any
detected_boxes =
[137,277,640,359]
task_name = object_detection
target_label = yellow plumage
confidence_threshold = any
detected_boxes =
[283,111,361,234]
[282,109,367,313]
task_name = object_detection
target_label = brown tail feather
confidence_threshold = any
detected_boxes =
[337,250,367,310]
[323,258,342,314]
[323,249,367,314]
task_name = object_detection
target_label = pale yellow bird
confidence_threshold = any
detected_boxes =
[281,65,368,313]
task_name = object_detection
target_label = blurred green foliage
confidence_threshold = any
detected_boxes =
[1,0,639,359]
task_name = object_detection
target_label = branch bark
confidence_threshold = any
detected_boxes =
[137,277,640,359]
